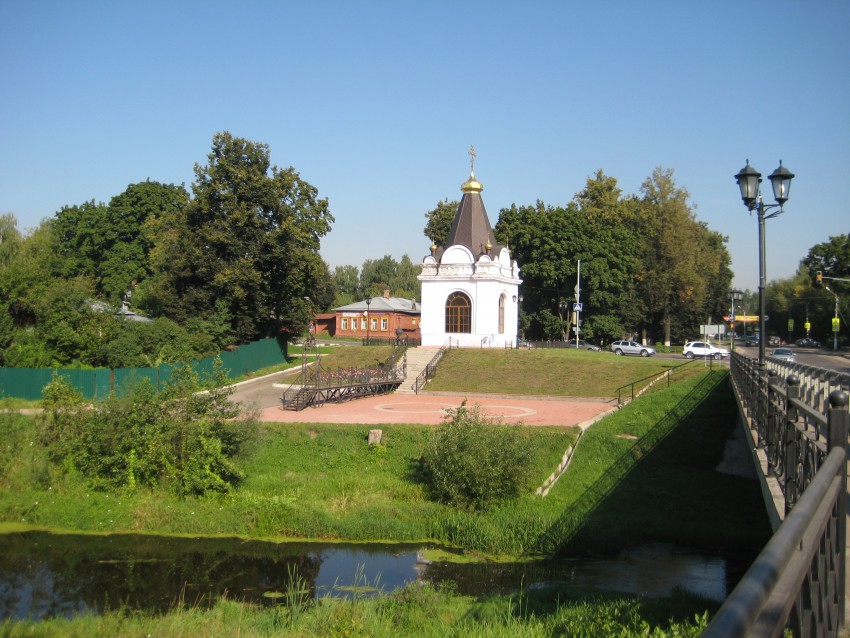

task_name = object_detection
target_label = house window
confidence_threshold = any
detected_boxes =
[498,293,506,334]
[341,317,348,331]
[381,318,388,331]
[370,317,377,331]
[445,292,472,333]
[361,318,367,330]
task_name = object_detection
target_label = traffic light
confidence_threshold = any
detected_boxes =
[816,271,822,285]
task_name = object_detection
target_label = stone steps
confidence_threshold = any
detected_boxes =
[395,347,442,394]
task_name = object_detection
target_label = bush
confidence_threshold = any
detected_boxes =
[40,358,255,496]
[422,403,534,511]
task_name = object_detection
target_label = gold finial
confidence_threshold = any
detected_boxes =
[461,145,483,193]
[430,240,437,254]
[485,240,492,253]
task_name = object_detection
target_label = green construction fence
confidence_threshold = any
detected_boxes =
[0,337,288,401]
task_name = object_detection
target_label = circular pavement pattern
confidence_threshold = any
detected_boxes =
[258,392,614,427]
[373,401,537,419]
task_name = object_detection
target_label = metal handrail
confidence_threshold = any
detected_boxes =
[710,352,850,636]
[703,447,846,637]
[614,359,702,405]
[413,337,452,394]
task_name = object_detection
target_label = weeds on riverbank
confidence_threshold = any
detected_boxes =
[0,579,713,637]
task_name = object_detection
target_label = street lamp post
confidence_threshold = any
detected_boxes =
[734,160,794,369]
[365,297,371,345]
[559,300,567,342]
[728,289,743,353]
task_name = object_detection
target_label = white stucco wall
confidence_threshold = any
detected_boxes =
[419,249,521,347]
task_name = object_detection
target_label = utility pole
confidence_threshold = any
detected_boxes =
[817,273,848,351]
[825,286,840,351]
[574,259,581,348]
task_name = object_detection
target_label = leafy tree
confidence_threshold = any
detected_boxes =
[332,264,360,306]
[0,220,64,329]
[422,403,533,511]
[52,181,189,303]
[803,234,850,289]
[802,234,850,342]
[637,167,731,345]
[390,255,421,300]
[98,317,206,368]
[141,132,333,343]
[495,182,642,343]
[0,213,21,267]
[361,255,400,297]
[424,199,458,248]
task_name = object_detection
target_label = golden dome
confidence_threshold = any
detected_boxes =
[461,171,483,193]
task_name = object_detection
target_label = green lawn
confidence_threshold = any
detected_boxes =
[425,348,691,396]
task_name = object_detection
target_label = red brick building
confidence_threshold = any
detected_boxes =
[332,292,421,341]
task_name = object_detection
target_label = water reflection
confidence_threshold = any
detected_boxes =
[0,532,740,620]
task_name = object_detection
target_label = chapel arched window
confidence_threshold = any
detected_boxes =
[445,292,471,333]
[498,293,506,334]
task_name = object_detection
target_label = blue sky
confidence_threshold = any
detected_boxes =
[1,1,848,293]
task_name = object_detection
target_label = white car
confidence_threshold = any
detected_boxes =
[683,341,729,360]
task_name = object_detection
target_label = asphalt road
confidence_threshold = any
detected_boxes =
[228,367,303,413]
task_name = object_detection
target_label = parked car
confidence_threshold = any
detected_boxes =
[574,340,602,352]
[610,340,656,357]
[770,347,796,362]
[795,337,820,348]
[683,341,729,360]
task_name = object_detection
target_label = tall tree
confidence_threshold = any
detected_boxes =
[360,255,399,297]
[495,173,645,343]
[53,181,189,303]
[143,132,333,343]
[803,233,850,287]
[390,255,421,300]
[637,167,727,345]
[802,233,850,341]
[0,213,22,268]
[331,264,360,306]
[424,199,459,248]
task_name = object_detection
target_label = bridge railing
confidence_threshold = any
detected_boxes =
[705,353,849,637]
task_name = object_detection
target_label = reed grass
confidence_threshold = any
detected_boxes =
[0,579,712,637]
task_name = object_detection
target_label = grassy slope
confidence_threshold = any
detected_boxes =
[424,348,687,396]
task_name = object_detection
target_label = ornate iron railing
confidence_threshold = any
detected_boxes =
[705,353,849,637]
[281,341,407,410]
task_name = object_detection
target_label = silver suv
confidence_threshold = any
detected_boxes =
[610,340,656,357]
[683,341,729,360]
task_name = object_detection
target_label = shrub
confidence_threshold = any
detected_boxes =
[422,402,533,511]
[40,358,255,496]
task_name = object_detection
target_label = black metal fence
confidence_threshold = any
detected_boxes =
[704,353,849,637]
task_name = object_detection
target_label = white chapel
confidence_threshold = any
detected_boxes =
[418,149,522,347]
